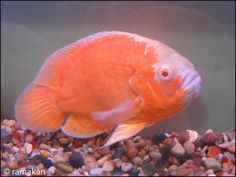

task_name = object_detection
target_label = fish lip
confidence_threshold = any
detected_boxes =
[181,71,202,103]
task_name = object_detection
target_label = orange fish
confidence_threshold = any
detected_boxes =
[15,31,201,147]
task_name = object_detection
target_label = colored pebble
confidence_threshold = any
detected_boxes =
[68,151,84,168]
[129,168,140,176]
[207,146,222,157]
[152,133,167,145]
[42,158,53,169]
[1,118,235,177]
[1,128,12,143]
[142,162,156,176]
[55,162,74,173]
[203,132,224,145]
[204,158,222,172]
[114,147,126,158]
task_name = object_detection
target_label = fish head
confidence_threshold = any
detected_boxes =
[140,40,202,118]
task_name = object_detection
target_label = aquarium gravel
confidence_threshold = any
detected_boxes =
[1,119,235,176]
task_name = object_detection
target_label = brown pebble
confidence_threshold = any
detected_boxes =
[40,150,50,158]
[85,155,96,164]
[9,161,18,169]
[25,134,34,143]
[121,155,129,162]
[133,136,142,143]
[125,139,136,149]
[169,155,180,165]
[98,147,111,156]
[6,119,16,127]
[101,171,112,176]
[98,154,112,166]
[102,160,115,171]
[178,130,190,144]
[87,161,99,170]
[143,155,150,163]
[38,163,45,170]
[227,142,235,153]
[93,151,102,159]
[12,138,20,145]
[176,165,194,176]
[127,148,138,159]
[53,153,66,163]
[149,151,162,162]
[138,149,146,159]
[137,139,146,149]
[168,164,178,172]
[39,143,51,151]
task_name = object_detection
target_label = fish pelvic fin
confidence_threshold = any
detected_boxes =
[15,84,65,132]
[101,119,148,147]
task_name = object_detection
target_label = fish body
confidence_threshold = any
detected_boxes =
[15,31,201,146]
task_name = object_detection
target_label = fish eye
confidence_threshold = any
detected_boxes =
[159,66,175,81]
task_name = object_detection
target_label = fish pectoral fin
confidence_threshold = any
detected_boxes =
[61,114,112,138]
[102,119,148,147]
[91,97,142,125]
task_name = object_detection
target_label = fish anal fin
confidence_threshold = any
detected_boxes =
[61,114,112,138]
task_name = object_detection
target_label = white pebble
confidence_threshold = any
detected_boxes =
[57,147,64,155]
[84,171,90,176]
[13,146,19,153]
[186,130,199,142]
[121,162,133,172]
[31,152,41,158]
[48,166,56,174]
[89,167,103,176]
[24,142,33,154]
[88,147,93,153]
[165,133,170,138]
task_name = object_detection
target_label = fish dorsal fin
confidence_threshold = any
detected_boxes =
[33,31,134,89]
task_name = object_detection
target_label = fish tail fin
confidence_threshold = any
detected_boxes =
[15,84,65,132]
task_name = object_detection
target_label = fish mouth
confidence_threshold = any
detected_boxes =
[180,70,202,104]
